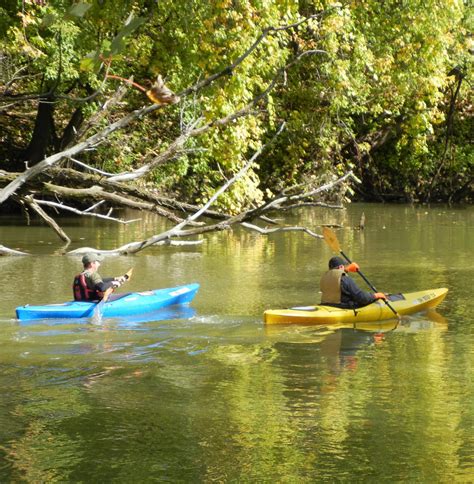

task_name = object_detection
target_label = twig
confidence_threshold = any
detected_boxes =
[83,200,106,212]
[257,172,355,213]
[241,222,322,239]
[180,11,335,97]
[34,199,141,224]
[68,157,116,176]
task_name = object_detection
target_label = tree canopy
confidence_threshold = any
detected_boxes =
[0,0,472,220]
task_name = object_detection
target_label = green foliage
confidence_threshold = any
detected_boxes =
[0,0,472,207]
[261,0,472,202]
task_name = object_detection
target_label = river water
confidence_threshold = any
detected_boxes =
[0,203,473,482]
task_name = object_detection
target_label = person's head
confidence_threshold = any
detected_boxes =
[82,252,104,271]
[328,256,346,270]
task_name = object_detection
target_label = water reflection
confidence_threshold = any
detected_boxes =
[265,309,448,374]
[16,305,196,329]
[3,307,198,363]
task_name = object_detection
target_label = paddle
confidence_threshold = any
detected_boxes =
[91,268,133,323]
[322,227,400,319]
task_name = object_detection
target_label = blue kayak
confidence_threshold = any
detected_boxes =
[15,283,199,321]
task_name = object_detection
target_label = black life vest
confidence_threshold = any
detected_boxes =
[73,273,99,301]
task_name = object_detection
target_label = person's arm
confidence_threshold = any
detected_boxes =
[90,272,118,292]
[104,275,127,285]
[341,275,377,306]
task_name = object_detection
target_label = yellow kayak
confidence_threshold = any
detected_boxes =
[263,288,448,325]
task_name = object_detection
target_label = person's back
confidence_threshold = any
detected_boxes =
[320,256,386,309]
[320,267,345,304]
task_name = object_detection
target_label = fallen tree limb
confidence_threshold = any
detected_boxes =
[44,183,156,210]
[0,167,214,224]
[34,199,141,224]
[0,245,29,256]
[21,195,71,244]
[67,239,203,258]
[3,167,353,256]
[61,130,357,257]
[278,202,344,211]
[241,222,322,239]
[65,123,286,255]
[42,181,203,226]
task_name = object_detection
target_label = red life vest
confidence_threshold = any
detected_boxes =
[73,273,99,301]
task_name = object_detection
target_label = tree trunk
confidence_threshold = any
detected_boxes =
[23,96,56,165]
[60,107,84,150]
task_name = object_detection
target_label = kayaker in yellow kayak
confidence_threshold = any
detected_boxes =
[73,253,126,301]
[320,256,387,309]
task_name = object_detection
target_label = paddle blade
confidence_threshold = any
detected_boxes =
[91,268,133,324]
[323,227,341,253]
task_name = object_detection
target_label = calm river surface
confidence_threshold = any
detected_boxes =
[0,203,473,482]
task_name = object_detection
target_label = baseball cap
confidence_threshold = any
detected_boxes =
[82,252,104,265]
[328,256,346,269]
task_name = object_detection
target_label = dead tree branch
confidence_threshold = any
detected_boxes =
[0,245,29,256]
[41,181,202,226]
[34,200,141,224]
[108,118,203,182]
[66,123,286,256]
[21,195,71,244]
[241,222,322,239]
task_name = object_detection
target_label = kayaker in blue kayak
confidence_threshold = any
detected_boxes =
[320,256,387,309]
[73,253,126,301]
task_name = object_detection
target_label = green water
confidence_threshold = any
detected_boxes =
[0,204,473,482]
